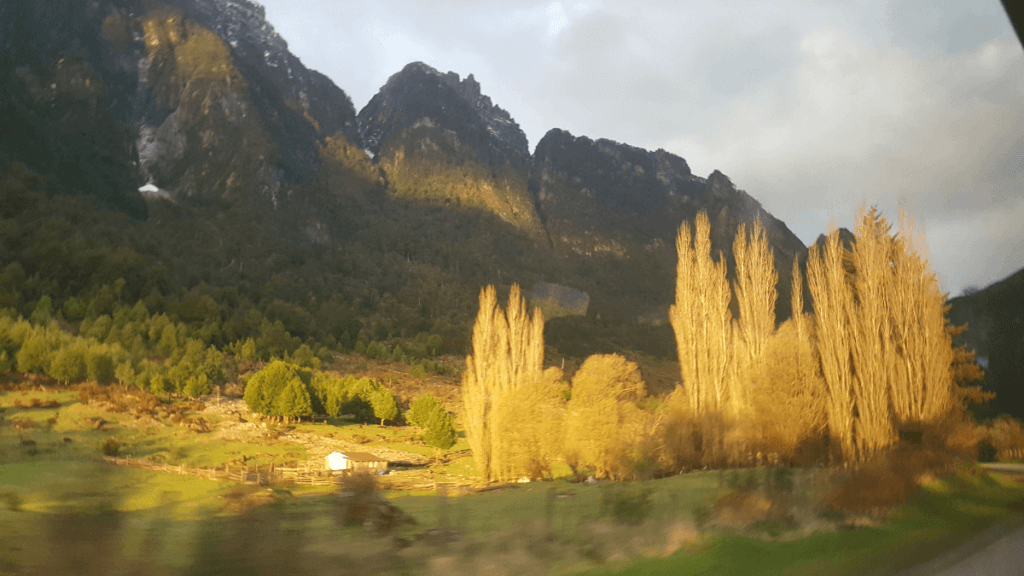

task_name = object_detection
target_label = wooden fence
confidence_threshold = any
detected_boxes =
[102,456,350,487]
[998,447,1024,462]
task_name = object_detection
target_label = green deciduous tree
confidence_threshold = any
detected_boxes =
[564,354,648,479]
[244,360,302,416]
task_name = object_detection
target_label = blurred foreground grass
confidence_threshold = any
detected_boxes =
[3,385,1023,576]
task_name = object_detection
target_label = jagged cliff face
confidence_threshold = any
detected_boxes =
[0,0,361,209]
[166,0,360,172]
[357,62,546,242]
[531,128,703,260]
[532,129,807,320]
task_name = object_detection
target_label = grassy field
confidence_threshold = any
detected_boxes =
[2,381,1024,576]
[584,471,1024,576]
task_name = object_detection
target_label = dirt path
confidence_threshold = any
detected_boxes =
[890,519,1024,576]
[891,465,1024,576]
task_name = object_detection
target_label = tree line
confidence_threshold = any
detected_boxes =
[461,206,989,482]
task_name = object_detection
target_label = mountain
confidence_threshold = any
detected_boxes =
[357,62,545,242]
[355,61,808,319]
[948,268,1024,420]
[531,129,807,320]
[0,0,816,359]
[0,0,360,210]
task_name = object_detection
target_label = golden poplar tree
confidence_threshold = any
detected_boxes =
[848,207,897,456]
[809,205,961,463]
[670,212,733,417]
[888,206,954,424]
[731,216,778,419]
[807,227,857,461]
[462,284,547,482]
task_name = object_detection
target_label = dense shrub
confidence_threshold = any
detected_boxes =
[101,437,120,457]
[600,483,653,525]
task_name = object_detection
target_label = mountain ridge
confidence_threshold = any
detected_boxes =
[1,0,810,328]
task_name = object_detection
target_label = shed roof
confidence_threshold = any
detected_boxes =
[341,452,386,462]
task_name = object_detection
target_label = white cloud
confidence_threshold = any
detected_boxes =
[547,2,569,37]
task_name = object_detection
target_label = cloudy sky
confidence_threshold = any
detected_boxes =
[258,0,1023,297]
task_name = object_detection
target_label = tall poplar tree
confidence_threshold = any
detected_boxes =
[462,284,546,482]
[808,227,857,462]
[809,205,961,463]
[848,207,897,456]
[888,206,954,424]
[731,217,778,419]
[670,212,733,417]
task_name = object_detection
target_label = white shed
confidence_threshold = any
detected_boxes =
[325,451,388,472]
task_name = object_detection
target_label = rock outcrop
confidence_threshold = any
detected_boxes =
[357,62,545,241]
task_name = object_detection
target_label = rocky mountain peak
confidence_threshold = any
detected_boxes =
[359,61,529,165]
[356,61,543,240]
[532,128,699,212]
[169,0,360,145]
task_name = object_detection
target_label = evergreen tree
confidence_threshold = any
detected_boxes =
[239,337,257,361]
[183,374,212,397]
[273,377,313,419]
[408,394,444,428]
[30,296,53,326]
[424,408,457,457]
[371,387,399,425]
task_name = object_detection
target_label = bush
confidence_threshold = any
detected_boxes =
[101,437,120,457]
[0,491,22,511]
[824,445,932,514]
[986,416,1024,459]
[600,483,653,525]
